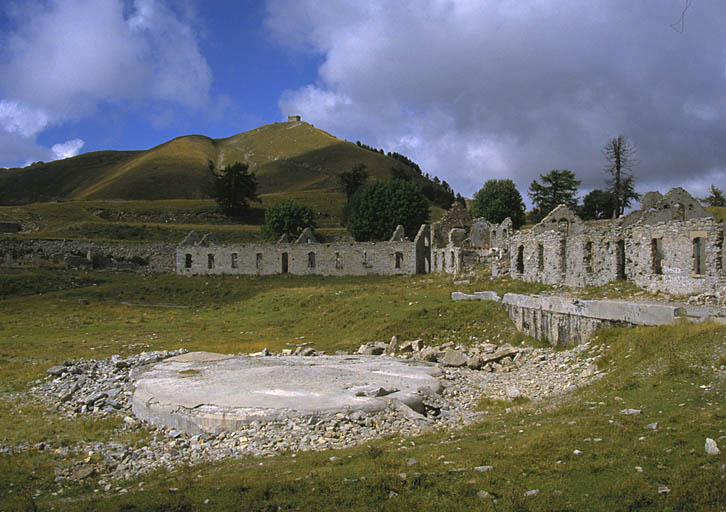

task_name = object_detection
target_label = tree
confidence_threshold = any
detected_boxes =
[212,161,260,218]
[339,163,369,200]
[701,185,726,207]
[528,169,581,222]
[602,135,639,217]
[471,179,525,228]
[262,200,316,239]
[389,167,411,181]
[580,189,616,220]
[346,180,429,241]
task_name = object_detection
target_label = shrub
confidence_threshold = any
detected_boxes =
[262,200,316,239]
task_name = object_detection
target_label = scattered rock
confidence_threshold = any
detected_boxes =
[441,349,468,367]
[621,409,642,415]
[46,365,66,376]
[71,465,96,480]
[705,438,720,456]
[477,490,491,500]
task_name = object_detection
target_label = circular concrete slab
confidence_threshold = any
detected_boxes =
[132,352,443,434]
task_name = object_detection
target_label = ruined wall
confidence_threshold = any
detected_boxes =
[507,189,726,296]
[626,218,724,295]
[511,221,615,287]
[176,240,418,276]
[0,238,175,272]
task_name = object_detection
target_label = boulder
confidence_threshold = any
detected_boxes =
[386,336,399,355]
[441,349,468,367]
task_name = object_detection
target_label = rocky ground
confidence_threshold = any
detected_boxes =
[1,339,605,495]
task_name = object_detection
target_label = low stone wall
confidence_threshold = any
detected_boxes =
[0,238,175,272]
[501,293,682,346]
[176,240,417,276]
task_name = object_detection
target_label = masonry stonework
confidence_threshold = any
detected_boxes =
[509,188,725,296]
[176,227,418,277]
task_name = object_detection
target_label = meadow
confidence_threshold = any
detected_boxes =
[0,268,724,511]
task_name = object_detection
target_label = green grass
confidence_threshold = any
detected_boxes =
[0,270,724,511]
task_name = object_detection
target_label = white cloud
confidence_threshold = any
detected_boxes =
[0,0,213,165]
[269,0,726,200]
[51,139,85,160]
[0,100,51,138]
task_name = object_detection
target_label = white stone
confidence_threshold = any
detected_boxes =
[705,438,720,456]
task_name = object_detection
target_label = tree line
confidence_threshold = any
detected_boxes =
[472,135,725,228]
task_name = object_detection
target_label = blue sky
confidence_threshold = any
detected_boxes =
[1,0,725,202]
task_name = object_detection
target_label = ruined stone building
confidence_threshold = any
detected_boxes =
[175,202,501,278]
[509,187,724,296]
[176,225,432,277]
[168,186,725,296]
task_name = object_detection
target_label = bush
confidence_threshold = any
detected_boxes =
[471,179,525,228]
[262,200,316,239]
[346,180,429,241]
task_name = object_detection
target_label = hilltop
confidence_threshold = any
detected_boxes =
[0,121,451,207]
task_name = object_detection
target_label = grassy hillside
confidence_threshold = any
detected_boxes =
[0,151,141,205]
[0,121,451,211]
[0,270,723,510]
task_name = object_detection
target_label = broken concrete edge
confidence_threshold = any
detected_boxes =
[501,293,681,326]
[451,291,501,302]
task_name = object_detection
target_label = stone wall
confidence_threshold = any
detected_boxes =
[0,238,175,272]
[508,188,726,296]
[176,238,418,276]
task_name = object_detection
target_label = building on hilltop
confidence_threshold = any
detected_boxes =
[287,115,301,122]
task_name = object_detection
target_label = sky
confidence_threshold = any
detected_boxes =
[1,0,725,205]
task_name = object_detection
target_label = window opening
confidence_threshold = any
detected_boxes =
[693,237,705,275]
[516,245,524,273]
[616,240,626,280]
[335,251,342,270]
[651,239,663,275]
[584,241,593,273]
[537,244,544,271]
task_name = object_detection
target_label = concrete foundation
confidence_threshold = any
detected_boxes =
[501,294,682,346]
[132,352,443,435]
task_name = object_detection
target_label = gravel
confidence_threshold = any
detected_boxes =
[2,340,606,485]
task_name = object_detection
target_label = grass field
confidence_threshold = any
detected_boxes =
[0,269,724,511]
[0,196,445,244]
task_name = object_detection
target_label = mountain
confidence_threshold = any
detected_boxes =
[0,121,452,206]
